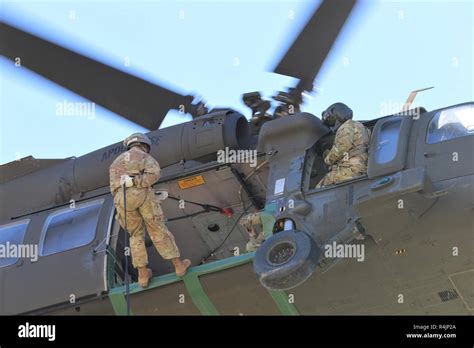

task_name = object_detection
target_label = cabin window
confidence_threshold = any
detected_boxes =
[40,200,104,256]
[374,118,402,164]
[426,104,474,144]
[0,219,30,268]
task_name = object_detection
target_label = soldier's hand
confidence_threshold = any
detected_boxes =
[155,190,169,200]
[120,174,134,188]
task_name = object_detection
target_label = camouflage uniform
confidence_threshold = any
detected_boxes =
[239,212,265,252]
[109,146,180,268]
[316,120,371,188]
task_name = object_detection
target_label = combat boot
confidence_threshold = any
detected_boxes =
[138,267,153,288]
[171,258,191,277]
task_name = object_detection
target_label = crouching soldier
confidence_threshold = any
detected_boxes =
[109,133,191,288]
[239,212,266,252]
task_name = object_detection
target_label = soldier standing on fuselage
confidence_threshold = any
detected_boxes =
[109,133,191,288]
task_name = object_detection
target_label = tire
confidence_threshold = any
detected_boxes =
[253,229,320,291]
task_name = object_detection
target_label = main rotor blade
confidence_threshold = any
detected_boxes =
[273,0,357,88]
[0,22,193,130]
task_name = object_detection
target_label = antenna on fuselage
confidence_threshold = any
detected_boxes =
[402,86,434,112]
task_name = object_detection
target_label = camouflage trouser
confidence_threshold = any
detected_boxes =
[114,187,180,268]
[316,156,368,188]
[239,212,265,252]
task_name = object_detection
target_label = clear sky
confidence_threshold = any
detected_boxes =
[0,0,472,165]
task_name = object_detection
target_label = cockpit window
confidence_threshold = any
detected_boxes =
[0,219,30,268]
[375,118,402,164]
[40,199,104,256]
[427,104,474,144]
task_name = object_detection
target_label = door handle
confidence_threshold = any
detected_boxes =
[371,176,394,190]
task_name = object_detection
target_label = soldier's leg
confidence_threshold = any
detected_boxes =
[316,167,355,188]
[139,192,180,260]
[349,156,368,177]
[316,170,337,188]
[331,167,356,184]
[140,192,191,276]
[115,205,148,269]
[334,167,356,184]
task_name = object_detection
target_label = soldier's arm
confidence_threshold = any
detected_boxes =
[324,124,355,165]
[109,163,122,193]
[134,155,161,188]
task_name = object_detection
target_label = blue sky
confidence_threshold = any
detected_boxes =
[0,0,472,165]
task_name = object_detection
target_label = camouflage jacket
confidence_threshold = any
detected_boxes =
[324,120,371,167]
[109,146,161,194]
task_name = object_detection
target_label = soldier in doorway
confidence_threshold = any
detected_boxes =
[109,133,191,288]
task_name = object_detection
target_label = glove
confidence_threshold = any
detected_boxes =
[120,174,134,188]
[155,190,169,201]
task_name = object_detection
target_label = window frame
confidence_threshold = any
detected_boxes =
[0,218,31,268]
[39,198,105,257]
[367,115,413,178]
[425,104,473,145]
[374,117,402,164]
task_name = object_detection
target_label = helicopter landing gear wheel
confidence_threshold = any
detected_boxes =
[253,229,320,291]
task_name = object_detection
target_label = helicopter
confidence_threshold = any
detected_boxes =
[0,0,473,315]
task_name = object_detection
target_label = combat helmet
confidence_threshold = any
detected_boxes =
[123,133,152,152]
[322,102,353,130]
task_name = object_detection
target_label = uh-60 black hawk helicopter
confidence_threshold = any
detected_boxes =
[0,0,473,316]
